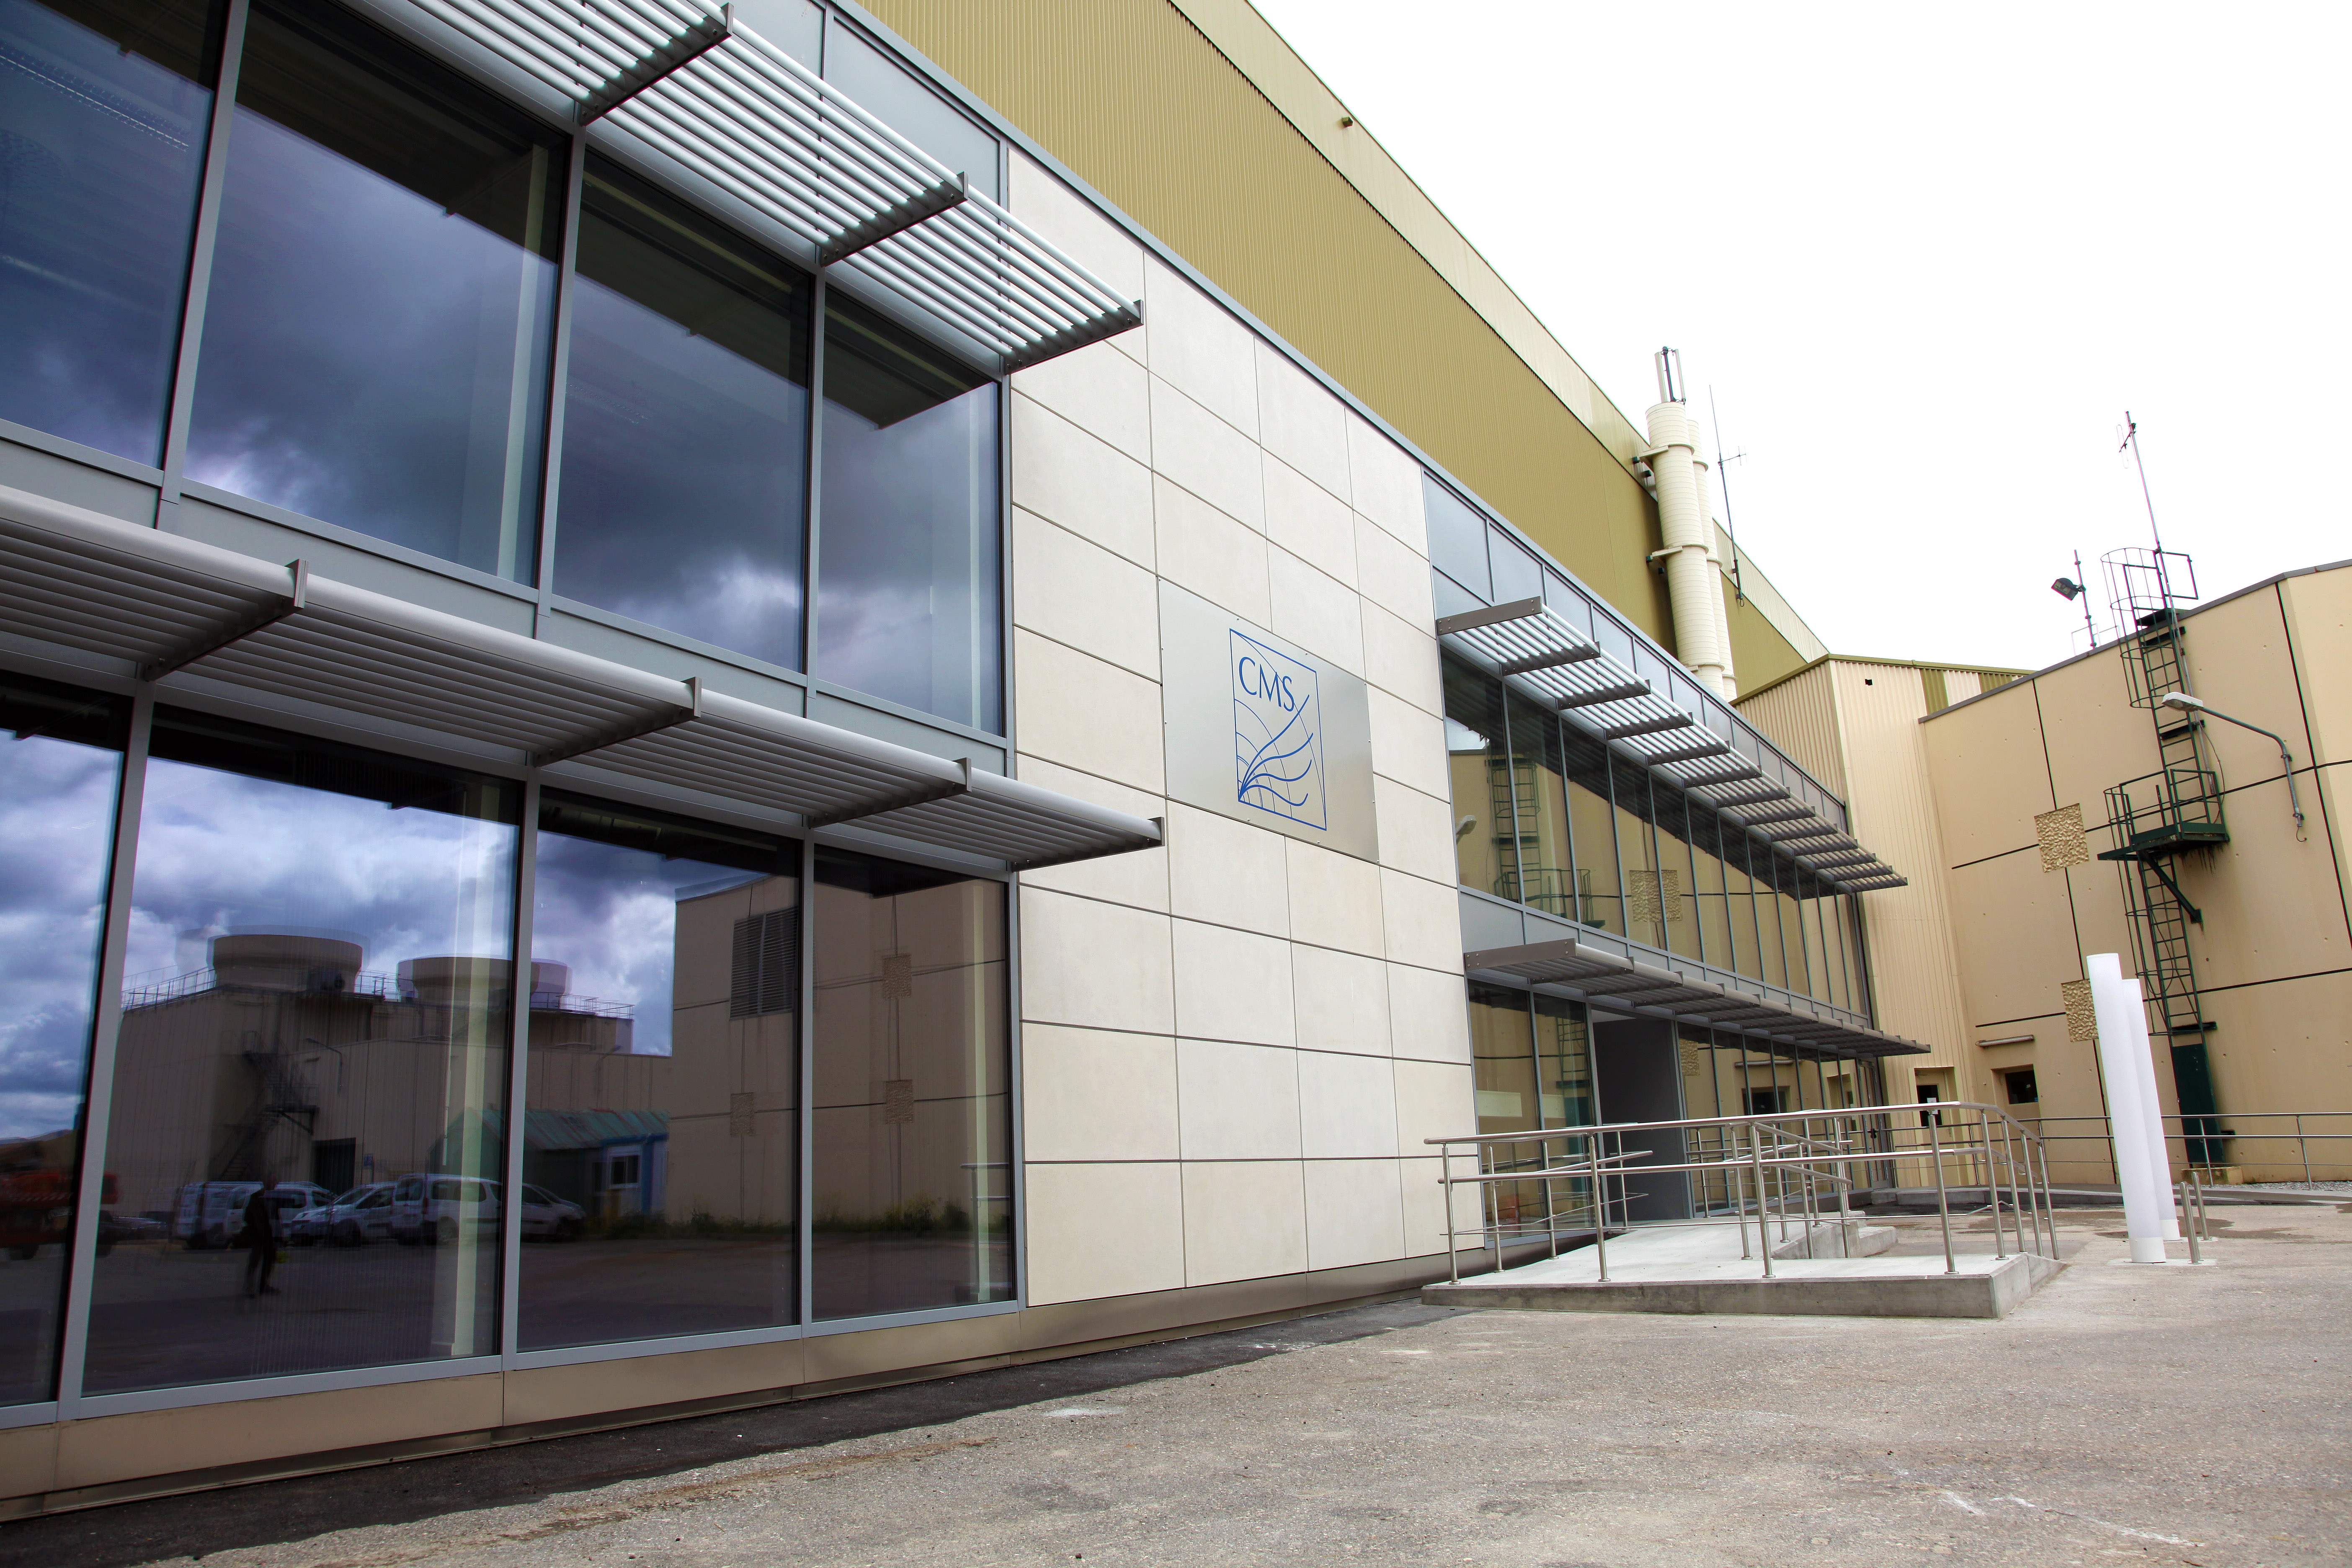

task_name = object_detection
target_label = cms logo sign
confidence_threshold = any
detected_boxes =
[1230,630,1326,830]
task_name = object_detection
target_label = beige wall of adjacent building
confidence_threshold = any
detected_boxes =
[1910,566,2351,1183]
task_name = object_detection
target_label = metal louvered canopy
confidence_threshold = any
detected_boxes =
[1437,596,1908,895]
[408,0,1140,371]
[0,486,1160,872]
[1465,937,1927,1058]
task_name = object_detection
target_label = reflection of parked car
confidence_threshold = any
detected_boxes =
[387,1176,587,1244]
[173,1181,332,1248]
[289,1182,396,1247]
[518,1184,585,1242]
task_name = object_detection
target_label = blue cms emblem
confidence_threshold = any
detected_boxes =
[1231,630,1326,830]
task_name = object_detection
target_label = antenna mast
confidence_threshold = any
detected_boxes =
[2120,410,2164,554]
[1707,388,1746,604]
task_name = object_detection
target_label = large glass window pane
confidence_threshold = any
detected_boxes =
[1692,813,1733,972]
[1422,477,1489,597]
[1560,729,1619,933]
[1467,983,1540,1239]
[1534,995,1591,1130]
[553,159,810,669]
[1442,659,1515,900]
[1612,761,1663,951]
[85,713,516,1394]
[817,295,1000,730]
[811,849,1008,1320]
[185,0,562,581]
[821,26,998,200]
[1769,857,1808,997]
[1655,793,1704,962]
[0,676,125,1406]
[520,795,799,1351]
[1504,692,1574,914]
[0,0,219,462]
[1722,828,1764,982]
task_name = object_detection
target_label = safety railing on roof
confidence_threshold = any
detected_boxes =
[410,0,1141,369]
[1426,1101,2130,1285]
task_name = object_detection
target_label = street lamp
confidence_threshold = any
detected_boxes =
[2157,692,2306,837]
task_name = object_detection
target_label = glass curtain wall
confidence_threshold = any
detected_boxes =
[811,849,1011,1320]
[552,158,812,667]
[1503,693,1572,916]
[185,0,564,580]
[815,296,1002,732]
[0,676,126,1406]
[1466,984,1541,1236]
[0,0,222,463]
[1443,660,1514,900]
[1558,730,1620,935]
[2,0,1012,737]
[86,712,518,1394]
[521,796,801,1351]
[0,693,1018,1410]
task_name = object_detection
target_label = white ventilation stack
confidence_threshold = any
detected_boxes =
[1644,349,1733,699]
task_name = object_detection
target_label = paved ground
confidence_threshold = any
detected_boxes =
[7,1205,2348,1568]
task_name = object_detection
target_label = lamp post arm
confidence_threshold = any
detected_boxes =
[2203,709,2306,838]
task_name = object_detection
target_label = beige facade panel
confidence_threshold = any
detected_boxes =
[1943,850,2081,1040]
[1919,683,2056,866]
[2280,570,2351,769]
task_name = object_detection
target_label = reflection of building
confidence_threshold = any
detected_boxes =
[655,878,799,1230]
[111,934,658,1212]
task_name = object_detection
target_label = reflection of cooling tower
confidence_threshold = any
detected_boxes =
[397,957,567,1002]
[209,934,362,992]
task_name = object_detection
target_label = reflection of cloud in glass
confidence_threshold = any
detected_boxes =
[0,737,119,1140]
[184,109,552,578]
[0,0,210,464]
[552,267,806,669]
[532,833,763,1057]
[817,390,997,727]
[130,760,514,989]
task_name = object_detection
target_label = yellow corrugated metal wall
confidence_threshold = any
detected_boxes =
[864,0,1785,671]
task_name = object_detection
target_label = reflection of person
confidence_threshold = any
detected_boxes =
[241,1178,281,1297]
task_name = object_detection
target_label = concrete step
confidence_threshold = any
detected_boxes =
[1422,1218,2063,1319]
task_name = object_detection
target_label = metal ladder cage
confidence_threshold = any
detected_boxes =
[1429,1101,2062,1284]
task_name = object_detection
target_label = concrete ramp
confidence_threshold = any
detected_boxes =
[1424,1221,2062,1319]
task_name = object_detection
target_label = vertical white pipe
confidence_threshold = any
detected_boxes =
[1707,524,1738,699]
[1645,399,1729,697]
[2089,954,2167,1263]
[2125,980,2182,1239]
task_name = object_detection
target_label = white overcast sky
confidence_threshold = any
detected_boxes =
[1246,1,2350,672]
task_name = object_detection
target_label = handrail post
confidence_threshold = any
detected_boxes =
[1544,1135,1559,1261]
[2298,1113,2311,1186]
[1750,1128,1774,1279]
[1735,1127,1753,1260]
[1589,1137,1609,1283]
[1444,1142,1459,1284]
[2182,1168,2203,1264]
[2037,1139,2059,1260]
[1927,1115,1956,1276]
[1983,1112,2006,1260]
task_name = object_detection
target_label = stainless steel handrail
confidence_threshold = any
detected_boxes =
[1428,1100,2066,1285]
[2024,1111,2352,1186]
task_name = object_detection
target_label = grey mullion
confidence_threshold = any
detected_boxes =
[797,834,815,1328]
[54,692,153,1414]
[500,779,540,1364]
[157,0,253,518]
[534,134,589,619]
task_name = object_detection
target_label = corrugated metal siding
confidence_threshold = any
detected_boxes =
[862,0,1732,662]
[1829,661,1971,1074]
[1732,661,1846,796]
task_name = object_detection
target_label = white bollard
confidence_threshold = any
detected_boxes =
[2088,954,2168,1264]
[2124,979,2181,1240]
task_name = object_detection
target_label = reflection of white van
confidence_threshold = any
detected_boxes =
[173,1181,332,1248]
[389,1173,499,1246]
[387,1175,586,1243]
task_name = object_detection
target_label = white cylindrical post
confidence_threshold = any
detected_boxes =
[1644,400,1730,698]
[2124,979,2181,1240]
[2088,954,2167,1263]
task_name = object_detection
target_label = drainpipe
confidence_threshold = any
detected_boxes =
[1643,349,1732,698]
